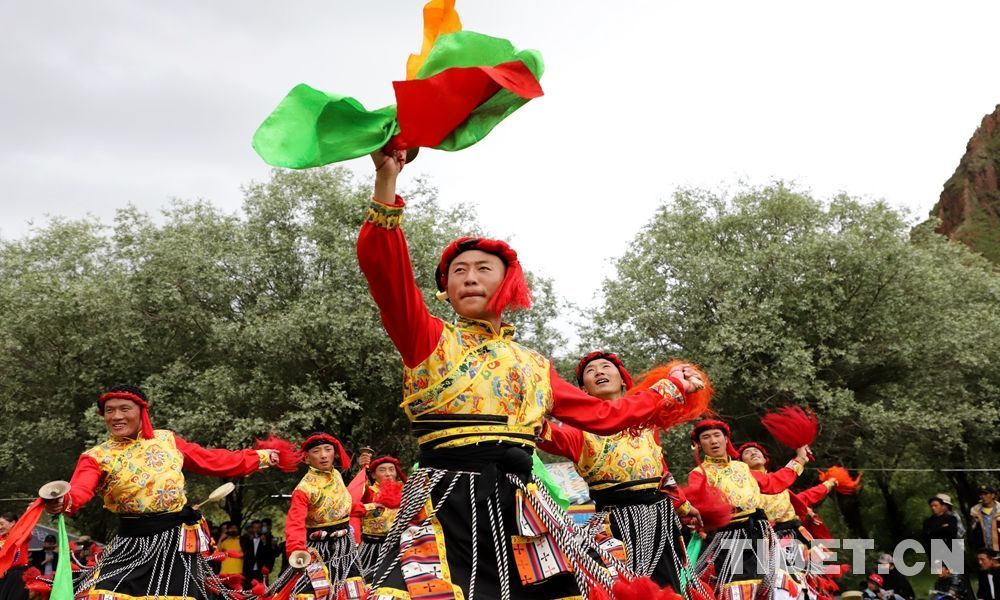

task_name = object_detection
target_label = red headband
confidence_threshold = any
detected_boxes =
[300,433,351,470]
[575,351,634,389]
[98,392,155,439]
[736,441,770,466]
[369,456,407,483]
[691,419,738,459]
[434,237,532,314]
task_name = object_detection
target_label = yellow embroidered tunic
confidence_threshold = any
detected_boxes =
[687,456,803,521]
[65,429,270,516]
[760,489,798,523]
[286,467,355,553]
[362,482,401,538]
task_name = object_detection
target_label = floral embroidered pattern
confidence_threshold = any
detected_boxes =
[577,429,665,486]
[400,318,553,439]
[365,201,404,230]
[83,430,186,514]
[296,467,353,528]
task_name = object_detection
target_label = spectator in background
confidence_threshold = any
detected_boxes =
[971,486,1000,553]
[28,535,57,577]
[976,550,1000,600]
[925,494,964,556]
[240,520,269,588]
[217,522,243,581]
[0,511,29,600]
[877,553,915,600]
[933,561,975,600]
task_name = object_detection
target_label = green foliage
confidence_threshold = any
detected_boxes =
[0,167,559,536]
[583,182,1000,543]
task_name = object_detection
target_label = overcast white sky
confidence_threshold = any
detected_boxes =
[3,1,999,326]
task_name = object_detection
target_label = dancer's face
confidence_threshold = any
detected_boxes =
[103,398,142,438]
[445,250,505,323]
[306,443,335,471]
[374,463,397,484]
[740,447,766,470]
[699,429,728,458]
[581,359,625,400]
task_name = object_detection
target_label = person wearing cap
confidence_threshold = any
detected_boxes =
[357,150,708,599]
[357,456,406,578]
[971,486,1000,553]
[924,494,963,557]
[33,384,279,600]
[268,432,366,600]
[688,419,810,600]
[537,351,710,593]
[871,553,915,600]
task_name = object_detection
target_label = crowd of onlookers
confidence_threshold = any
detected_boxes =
[861,484,1000,600]
[206,517,292,589]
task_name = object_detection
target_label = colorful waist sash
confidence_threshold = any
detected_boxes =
[411,413,537,450]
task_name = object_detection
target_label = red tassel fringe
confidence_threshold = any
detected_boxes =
[818,466,862,494]
[630,360,714,432]
[760,405,817,449]
[373,479,403,509]
[254,435,303,473]
[611,577,683,600]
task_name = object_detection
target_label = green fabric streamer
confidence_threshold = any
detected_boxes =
[253,31,542,169]
[680,535,702,590]
[50,514,73,600]
[532,454,570,511]
[252,84,398,169]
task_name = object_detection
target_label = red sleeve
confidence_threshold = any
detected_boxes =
[536,420,584,463]
[549,368,688,435]
[686,468,706,492]
[361,483,376,504]
[174,435,263,478]
[795,482,832,508]
[751,465,801,494]
[65,454,102,516]
[357,196,444,368]
[285,489,310,553]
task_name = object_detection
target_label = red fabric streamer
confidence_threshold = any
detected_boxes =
[0,499,43,578]
[435,237,532,314]
[632,361,713,431]
[249,580,267,596]
[682,478,733,532]
[818,466,862,494]
[761,406,818,450]
[254,435,303,473]
[373,479,403,509]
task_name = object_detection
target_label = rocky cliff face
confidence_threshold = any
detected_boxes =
[932,105,1000,264]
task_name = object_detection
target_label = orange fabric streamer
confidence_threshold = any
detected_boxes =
[406,0,463,79]
[818,466,862,494]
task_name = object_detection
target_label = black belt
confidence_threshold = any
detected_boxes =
[117,505,200,537]
[772,518,803,532]
[306,521,349,535]
[361,534,387,544]
[718,509,768,534]
[590,480,665,510]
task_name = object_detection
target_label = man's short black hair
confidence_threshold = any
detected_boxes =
[44,534,56,543]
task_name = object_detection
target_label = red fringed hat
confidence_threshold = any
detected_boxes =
[574,351,634,389]
[98,386,155,439]
[434,237,532,314]
[300,433,351,470]
[736,441,770,466]
[691,419,738,459]
[369,456,407,483]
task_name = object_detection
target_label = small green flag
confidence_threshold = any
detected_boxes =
[679,535,703,590]
[50,514,74,600]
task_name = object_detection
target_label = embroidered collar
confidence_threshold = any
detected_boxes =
[456,316,516,340]
[703,455,731,466]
